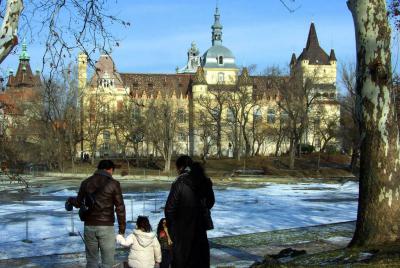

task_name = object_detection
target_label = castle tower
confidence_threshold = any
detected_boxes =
[202,6,238,85]
[291,22,337,87]
[78,52,87,91]
[177,42,201,73]
[6,41,41,90]
[290,23,339,148]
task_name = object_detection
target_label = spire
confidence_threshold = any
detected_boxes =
[211,4,223,46]
[238,67,252,86]
[306,23,320,50]
[290,53,297,66]
[329,49,337,61]
[19,40,30,61]
[193,67,207,85]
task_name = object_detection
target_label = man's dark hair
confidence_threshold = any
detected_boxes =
[137,216,152,232]
[97,160,116,170]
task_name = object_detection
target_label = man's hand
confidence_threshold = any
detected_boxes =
[65,199,73,211]
[116,234,124,244]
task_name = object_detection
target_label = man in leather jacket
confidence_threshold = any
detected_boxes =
[68,159,126,268]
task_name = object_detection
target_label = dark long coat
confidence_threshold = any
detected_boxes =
[165,172,215,268]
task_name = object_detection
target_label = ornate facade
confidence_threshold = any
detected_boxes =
[79,7,339,159]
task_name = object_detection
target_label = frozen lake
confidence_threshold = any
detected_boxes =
[0,180,358,259]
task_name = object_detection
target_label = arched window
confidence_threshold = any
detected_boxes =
[254,107,262,122]
[267,109,276,124]
[227,108,235,122]
[218,56,224,65]
[103,130,111,141]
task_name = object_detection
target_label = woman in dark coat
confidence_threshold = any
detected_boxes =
[165,155,215,268]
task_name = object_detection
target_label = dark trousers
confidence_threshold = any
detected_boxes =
[160,249,172,268]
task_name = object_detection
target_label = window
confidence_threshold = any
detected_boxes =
[103,130,111,141]
[267,109,276,124]
[227,108,235,122]
[211,107,220,119]
[177,108,186,123]
[254,107,262,122]
[280,111,289,123]
[178,132,186,142]
[218,56,224,65]
[117,101,123,111]
[132,107,141,120]
[218,72,224,83]
[314,117,321,127]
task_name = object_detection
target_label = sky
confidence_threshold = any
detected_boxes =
[0,0,364,76]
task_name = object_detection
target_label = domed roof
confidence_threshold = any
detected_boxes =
[202,45,237,68]
[203,45,234,58]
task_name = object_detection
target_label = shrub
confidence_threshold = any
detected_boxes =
[325,145,339,154]
[300,144,315,154]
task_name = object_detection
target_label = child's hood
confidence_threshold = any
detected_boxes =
[133,229,156,247]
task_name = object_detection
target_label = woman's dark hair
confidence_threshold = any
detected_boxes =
[176,156,210,196]
[157,218,166,239]
[176,155,193,172]
[136,216,152,232]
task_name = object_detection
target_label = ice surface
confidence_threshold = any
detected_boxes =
[0,181,358,259]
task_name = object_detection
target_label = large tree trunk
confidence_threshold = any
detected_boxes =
[0,0,24,64]
[348,0,400,247]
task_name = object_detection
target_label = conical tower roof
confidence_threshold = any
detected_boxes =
[297,23,330,65]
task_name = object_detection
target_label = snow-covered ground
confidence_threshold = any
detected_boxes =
[0,181,358,259]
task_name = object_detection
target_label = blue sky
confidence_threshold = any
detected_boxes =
[1,1,360,75]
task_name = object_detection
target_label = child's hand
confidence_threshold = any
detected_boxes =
[154,263,160,268]
[116,234,124,244]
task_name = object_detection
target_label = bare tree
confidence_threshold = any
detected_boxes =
[196,84,228,158]
[340,62,359,173]
[111,99,145,167]
[388,0,400,31]
[145,98,179,172]
[0,0,128,76]
[84,89,109,164]
[225,68,258,159]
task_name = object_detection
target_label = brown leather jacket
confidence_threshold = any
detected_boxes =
[70,170,126,234]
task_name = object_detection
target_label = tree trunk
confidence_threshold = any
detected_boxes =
[0,0,24,64]
[289,138,295,170]
[350,147,359,174]
[348,0,400,247]
[216,120,222,158]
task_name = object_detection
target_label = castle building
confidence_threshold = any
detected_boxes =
[0,42,42,159]
[78,7,339,159]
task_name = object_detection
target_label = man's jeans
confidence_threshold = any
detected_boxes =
[84,225,115,268]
